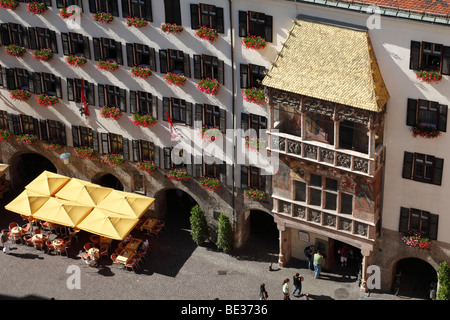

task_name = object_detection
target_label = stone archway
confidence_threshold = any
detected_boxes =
[91,173,124,190]
[8,151,57,189]
[393,257,437,299]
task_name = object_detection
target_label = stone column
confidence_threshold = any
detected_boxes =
[360,248,373,292]
[278,223,291,267]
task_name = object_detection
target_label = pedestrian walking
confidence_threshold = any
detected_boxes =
[338,245,350,267]
[282,278,290,300]
[292,273,303,297]
[1,230,10,254]
[304,245,315,270]
[259,283,268,300]
[313,250,324,279]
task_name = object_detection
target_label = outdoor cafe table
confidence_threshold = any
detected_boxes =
[31,234,44,242]
[125,238,142,251]
[116,249,136,264]
[88,247,99,259]
[53,238,64,247]
[141,217,159,232]
[11,226,22,237]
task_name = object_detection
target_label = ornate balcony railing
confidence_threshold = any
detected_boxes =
[268,131,384,177]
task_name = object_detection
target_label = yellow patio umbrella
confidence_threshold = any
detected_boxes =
[97,190,155,219]
[25,171,70,196]
[54,178,113,206]
[75,207,139,240]
[4,189,50,217]
[32,197,94,228]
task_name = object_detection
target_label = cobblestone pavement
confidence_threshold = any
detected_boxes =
[0,190,406,302]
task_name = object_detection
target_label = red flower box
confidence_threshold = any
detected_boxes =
[199,126,222,142]
[130,113,156,127]
[26,2,47,15]
[242,35,267,50]
[161,23,183,34]
[66,55,87,68]
[93,12,114,24]
[195,26,218,43]
[10,89,32,101]
[411,123,441,139]
[166,168,189,182]
[100,106,122,120]
[136,160,156,173]
[196,78,220,95]
[59,7,76,19]
[32,48,53,62]
[199,176,221,191]
[164,72,187,87]
[96,60,119,72]
[5,44,26,57]
[126,16,148,28]
[242,87,265,105]
[37,94,59,107]
[74,146,94,159]
[103,153,124,166]
[416,70,443,84]
[130,66,152,79]
[42,142,62,151]
[243,188,266,201]
[0,129,12,141]
[0,0,19,10]
[16,134,37,145]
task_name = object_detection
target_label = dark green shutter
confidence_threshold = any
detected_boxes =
[123,138,129,160]
[432,157,444,186]
[115,41,123,65]
[217,60,224,85]
[129,90,137,114]
[438,105,447,132]
[219,108,226,133]
[72,125,79,147]
[121,0,129,17]
[216,7,224,34]
[186,102,193,127]
[399,207,410,233]
[50,30,58,53]
[183,53,191,78]
[152,96,158,119]
[67,78,74,101]
[119,88,127,112]
[61,33,69,55]
[126,43,134,67]
[442,46,450,76]
[159,50,168,74]
[402,151,413,179]
[264,15,273,42]
[98,84,105,106]
[93,37,101,61]
[163,97,170,121]
[429,214,439,240]
[83,36,91,59]
[193,55,202,79]
[406,98,417,126]
[132,140,140,162]
[240,64,248,88]
[241,165,248,188]
[190,4,199,29]
[92,130,99,152]
[238,11,248,37]
[410,41,421,70]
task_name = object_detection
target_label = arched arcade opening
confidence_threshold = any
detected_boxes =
[393,258,437,299]
[92,173,124,191]
[9,152,57,189]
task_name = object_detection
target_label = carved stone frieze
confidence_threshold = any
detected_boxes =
[288,140,302,155]
[303,96,335,117]
[339,217,353,232]
[271,90,302,109]
[304,145,317,160]
[309,209,321,224]
[324,213,336,228]
[294,205,306,220]
[355,222,368,237]
[353,157,369,173]
[336,153,351,168]
[320,148,334,164]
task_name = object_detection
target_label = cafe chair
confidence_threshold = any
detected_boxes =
[8,222,18,230]
[56,245,68,257]
[90,235,100,245]
[63,236,72,249]
[83,242,93,252]
[34,228,41,235]
[21,223,31,234]
[23,235,33,246]
[45,240,55,255]
[125,257,140,272]
[33,241,44,251]
[68,228,78,243]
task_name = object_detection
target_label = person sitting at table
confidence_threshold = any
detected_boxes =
[82,253,97,268]
[142,239,149,250]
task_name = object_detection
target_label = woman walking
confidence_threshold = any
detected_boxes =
[259,283,268,300]
[282,278,290,300]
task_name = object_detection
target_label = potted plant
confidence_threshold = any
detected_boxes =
[0,129,12,141]
[59,7,76,19]
[74,146,94,159]
[26,2,47,15]
[37,94,59,107]
[199,176,221,191]
[243,188,266,201]
[66,55,87,68]
[195,26,218,43]
[245,136,268,151]
[16,134,37,145]
[126,16,148,28]
[93,12,114,24]
[5,44,26,57]
[103,153,124,166]
[0,0,19,10]
[96,60,119,72]
[130,113,156,127]
[216,213,233,253]
[189,205,209,245]
[164,72,187,87]
[416,70,442,84]
[160,23,183,34]
[32,48,54,62]
[10,89,32,102]
[130,65,152,79]
[166,168,189,182]
[401,231,431,250]
[196,78,220,95]
[199,126,222,142]
[42,141,62,151]
[100,106,122,120]
[411,123,441,139]
[241,35,267,50]
[242,87,265,105]
[136,160,156,174]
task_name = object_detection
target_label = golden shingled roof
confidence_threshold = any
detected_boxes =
[262,17,389,113]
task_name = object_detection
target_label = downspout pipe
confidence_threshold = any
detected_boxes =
[229,0,236,248]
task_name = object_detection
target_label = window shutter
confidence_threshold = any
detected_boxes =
[186,156,193,176]
[438,105,448,132]
[264,15,273,42]
[33,72,42,94]
[33,118,40,139]
[432,157,444,186]
[238,11,248,37]
[265,174,272,195]
[186,102,193,127]
[119,88,127,112]
[126,43,134,67]
[55,77,62,99]
[0,24,10,46]
[217,59,224,85]
[190,4,199,29]
[410,41,421,70]
[49,30,58,53]
[406,98,417,126]
[154,146,160,168]
[40,119,48,141]
[442,46,450,76]
[429,214,439,240]
[152,96,158,119]
[241,165,248,188]
[83,36,91,59]
[101,133,109,154]
[67,78,74,101]
[93,37,101,61]
[183,53,191,78]
[71,126,80,147]
[115,41,123,65]
[56,0,64,8]
[132,140,140,162]
[163,97,170,121]
[88,0,96,13]
[241,113,249,133]
[27,27,37,50]
[87,82,95,105]
[219,108,226,133]
[121,0,129,18]
[111,0,119,16]
[98,84,105,106]
[195,104,203,123]
[144,0,152,21]
[130,90,137,114]
[61,33,69,55]
[90,130,98,152]
[164,147,171,169]
[402,151,414,180]
[58,122,67,145]
[6,68,16,90]
[219,163,226,184]
[216,7,224,34]
[398,207,410,233]
[240,64,249,89]
[123,138,130,160]
[193,55,202,79]
[159,50,168,74]
[149,48,157,72]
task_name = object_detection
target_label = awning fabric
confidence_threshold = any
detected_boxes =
[262,16,389,113]
[4,171,155,240]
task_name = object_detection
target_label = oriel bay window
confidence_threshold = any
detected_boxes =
[238,10,273,42]
[195,104,226,133]
[122,0,152,21]
[402,151,444,185]
[160,49,191,77]
[72,125,99,152]
[193,54,224,84]
[339,120,368,154]
[190,3,224,33]
[67,78,95,105]
[89,0,119,16]
[126,43,157,70]
[101,132,129,159]
[98,84,127,112]
[306,113,334,145]
[240,64,266,89]
[93,37,123,64]
[163,97,193,126]
[130,91,158,118]
[399,207,439,240]
[61,32,91,58]
[406,98,447,132]
[410,40,450,74]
